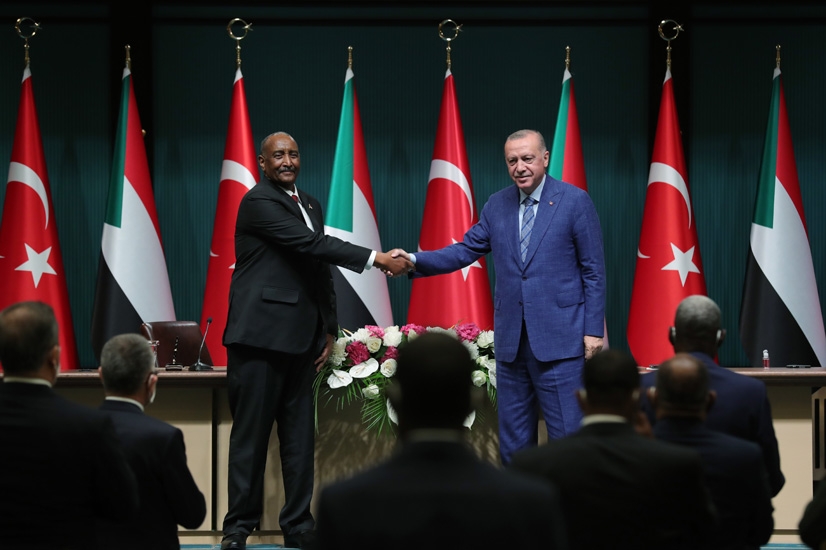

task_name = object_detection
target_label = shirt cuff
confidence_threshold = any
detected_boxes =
[409,253,417,264]
[366,250,377,270]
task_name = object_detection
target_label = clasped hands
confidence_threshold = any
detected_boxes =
[373,248,413,277]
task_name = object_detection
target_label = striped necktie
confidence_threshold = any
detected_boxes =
[520,196,537,262]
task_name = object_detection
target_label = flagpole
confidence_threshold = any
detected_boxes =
[438,19,462,69]
[658,19,684,68]
[227,17,253,68]
[14,16,40,67]
[775,44,781,69]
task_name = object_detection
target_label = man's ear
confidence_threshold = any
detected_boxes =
[669,326,676,346]
[716,329,726,347]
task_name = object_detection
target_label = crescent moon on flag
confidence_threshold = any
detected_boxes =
[7,161,49,229]
[638,161,691,259]
[428,159,474,218]
[221,159,258,191]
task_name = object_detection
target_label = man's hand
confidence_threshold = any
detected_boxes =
[315,334,334,372]
[390,248,411,261]
[374,250,413,277]
[583,335,604,360]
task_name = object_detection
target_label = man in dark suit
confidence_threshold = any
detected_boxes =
[221,132,411,550]
[393,129,606,464]
[96,333,206,549]
[799,478,826,548]
[650,353,774,549]
[510,349,716,550]
[316,332,569,550]
[0,301,138,550]
[640,294,785,496]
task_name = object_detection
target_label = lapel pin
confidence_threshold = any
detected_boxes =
[549,201,554,206]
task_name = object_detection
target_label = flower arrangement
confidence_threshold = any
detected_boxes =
[313,322,497,435]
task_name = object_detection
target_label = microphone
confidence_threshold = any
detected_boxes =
[189,317,214,371]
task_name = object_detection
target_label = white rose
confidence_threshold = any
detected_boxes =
[365,336,382,353]
[476,330,494,349]
[427,326,457,338]
[380,359,397,377]
[483,357,496,374]
[352,328,372,343]
[327,369,353,389]
[471,370,487,387]
[328,338,348,366]
[407,330,420,341]
[383,327,403,347]
[362,384,380,399]
[349,358,379,378]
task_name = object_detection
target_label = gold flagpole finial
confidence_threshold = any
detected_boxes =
[15,17,41,66]
[348,46,353,70]
[125,44,132,71]
[438,19,462,70]
[565,46,571,71]
[775,44,781,69]
[227,18,253,69]
[658,19,684,70]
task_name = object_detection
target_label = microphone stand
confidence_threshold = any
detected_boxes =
[190,318,214,371]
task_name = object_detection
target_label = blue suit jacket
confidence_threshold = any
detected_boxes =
[641,352,785,496]
[414,176,605,363]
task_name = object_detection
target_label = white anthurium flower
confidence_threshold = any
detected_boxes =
[383,327,403,347]
[463,410,476,428]
[462,340,479,360]
[477,330,494,349]
[489,372,497,388]
[386,398,398,425]
[327,369,353,389]
[380,359,397,377]
[484,357,496,373]
[362,384,380,399]
[471,370,487,387]
[349,358,379,379]
[365,336,382,353]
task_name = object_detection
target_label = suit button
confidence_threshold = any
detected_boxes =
[522,276,527,281]
[518,301,523,306]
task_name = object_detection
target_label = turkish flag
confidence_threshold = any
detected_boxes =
[407,69,494,330]
[627,69,707,367]
[200,67,258,366]
[0,66,79,370]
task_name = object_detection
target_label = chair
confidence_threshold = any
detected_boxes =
[139,321,213,370]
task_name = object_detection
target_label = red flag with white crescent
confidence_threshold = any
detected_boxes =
[627,69,707,366]
[0,66,79,370]
[407,69,494,329]
[201,67,258,366]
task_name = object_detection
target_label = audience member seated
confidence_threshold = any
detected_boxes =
[315,332,569,550]
[0,301,138,550]
[97,333,206,550]
[510,349,716,550]
[650,353,773,549]
[799,477,826,549]
[639,294,785,496]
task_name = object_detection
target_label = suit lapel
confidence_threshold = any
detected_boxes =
[522,176,562,266]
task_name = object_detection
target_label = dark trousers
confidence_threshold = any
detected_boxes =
[222,343,316,539]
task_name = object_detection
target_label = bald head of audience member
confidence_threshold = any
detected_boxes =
[651,353,716,420]
[99,333,159,407]
[576,349,642,422]
[0,301,60,383]
[670,295,725,358]
[387,332,482,436]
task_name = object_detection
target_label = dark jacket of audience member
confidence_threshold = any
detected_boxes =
[0,301,138,550]
[511,349,716,550]
[316,332,569,550]
[651,353,773,550]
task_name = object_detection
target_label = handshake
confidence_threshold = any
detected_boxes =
[373,248,413,277]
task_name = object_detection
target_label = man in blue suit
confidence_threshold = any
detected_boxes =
[395,129,606,463]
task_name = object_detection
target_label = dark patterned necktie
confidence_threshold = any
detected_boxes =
[520,196,537,262]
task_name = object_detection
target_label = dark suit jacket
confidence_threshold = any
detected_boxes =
[0,382,138,550]
[640,352,785,495]
[413,175,605,362]
[316,440,569,550]
[654,417,774,549]
[97,399,206,550]
[799,478,826,548]
[510,421,716,550]
[223,178,372,355]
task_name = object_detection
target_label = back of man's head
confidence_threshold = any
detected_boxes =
[653,353,711,419]
[672,295,722,355]
[100,333,155,396]
[580,349,640,416]
[0,301,59,376]
[390,332,476,433]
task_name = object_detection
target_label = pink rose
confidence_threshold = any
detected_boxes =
[366,325,385,338]
[455,323,482,342]
[400,323,425,336]
[382,346,399,360]
[346,341,370,365]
